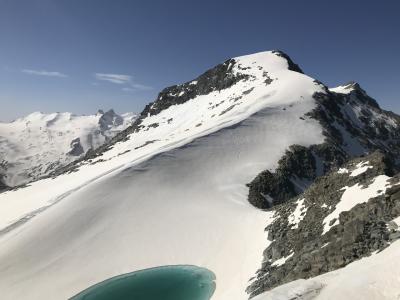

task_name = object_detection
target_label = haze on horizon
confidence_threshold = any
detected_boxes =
[0,0,399,122]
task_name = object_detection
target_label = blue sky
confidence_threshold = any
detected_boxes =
[0,0,399,121]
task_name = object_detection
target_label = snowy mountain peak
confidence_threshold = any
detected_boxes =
[0,49,327,300]
[140,50,304,118]
[1,50,400,300]
[234,50,303,74]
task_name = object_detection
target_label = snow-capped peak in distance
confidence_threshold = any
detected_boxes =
[0,109,136,186]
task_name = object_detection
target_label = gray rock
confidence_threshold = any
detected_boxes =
[98,109,123,131]
[247,152,400,297]
[248,84,400,209]
[141,58,250,117]
[68,138,84,156]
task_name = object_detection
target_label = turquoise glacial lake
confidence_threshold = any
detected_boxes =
[70,265,216,300]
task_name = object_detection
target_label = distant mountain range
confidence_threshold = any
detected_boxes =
[0,109,135,187]
[0,50,399,300]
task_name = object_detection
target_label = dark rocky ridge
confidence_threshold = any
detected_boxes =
[68,138,84,156]
[248,152,400,297]
[141,58,250,117]
[248,83,400,209]
[247,145,316,208]
[271,50,304,74]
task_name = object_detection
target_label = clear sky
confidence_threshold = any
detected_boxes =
[0,0,399,121]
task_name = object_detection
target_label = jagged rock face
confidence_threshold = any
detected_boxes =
[98,109,124,131]
[312,85,400,159]
[271,50,304,74]
[141,59,250,117]
[248,145,318,208]
[248,83,400,209]
[141,50,304,119]
[248,152,400,297]
[68,138,84,156]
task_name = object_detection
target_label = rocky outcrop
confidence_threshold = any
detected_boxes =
[247,152,400,297]
[271,50,304,74]
[68,138,84,156]
[248,83,400,209]
[247,145,317,208]
[141,59,250,117]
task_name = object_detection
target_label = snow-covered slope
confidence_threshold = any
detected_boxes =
[0,51,326,300]
[248,151,400,298]
[0,110,135,186]
[254,240,400,300]
[0,50,399,300]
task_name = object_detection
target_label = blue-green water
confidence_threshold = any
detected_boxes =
[70,265,216,300]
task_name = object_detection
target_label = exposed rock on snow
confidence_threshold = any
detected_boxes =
[255,240,400,300]
[248,152,400,297]
[141,58,251,117]
[248,145,317,208]
[68,138,85,156]
[248,80,400,209]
